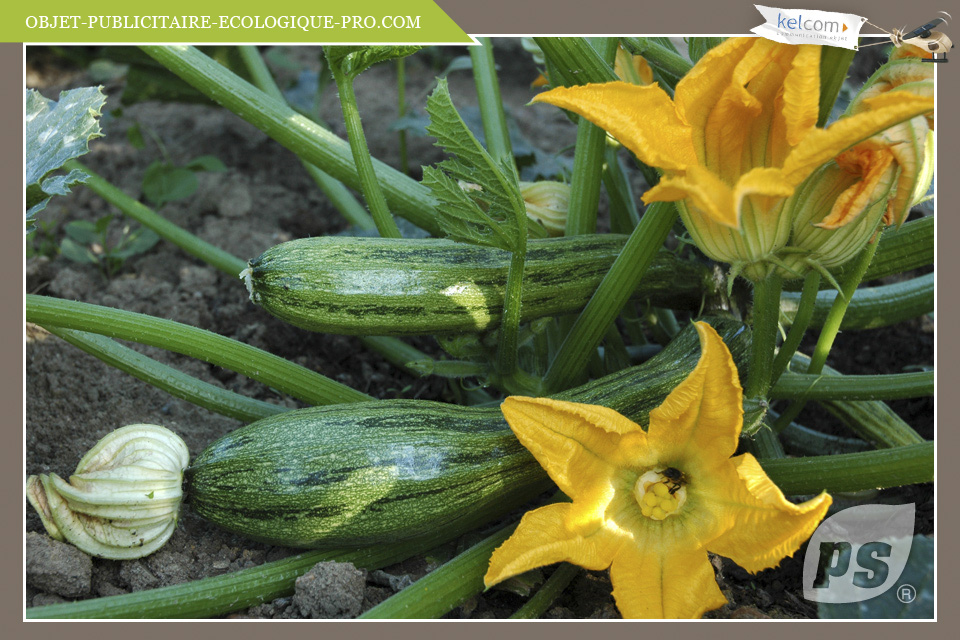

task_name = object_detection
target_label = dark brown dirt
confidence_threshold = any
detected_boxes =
[25,41,933,619]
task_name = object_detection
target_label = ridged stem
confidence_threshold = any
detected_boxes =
[770,270,821,386]
[138,46,442,236]
[759,442,933,494]
[534,38,618,87]
[360,522,518,618]
[496,251,527,379]
[64,160,246,278]
[510,564,581,619]
[469,38,513,163]
[564,38,618,237]
[543,202,677,393]
[329,64,402,239]
[41,326,288,422]
[780,273,932,331]
[817,47,857,126]
[237,45,375,231]
[26,295,372,406]
[620,38,693,83]
[771,370,933,402]
[359,336,429,377]
[775,234,882,430]
[745,273,783,400]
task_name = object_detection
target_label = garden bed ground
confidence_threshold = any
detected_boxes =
[24,42,933,619]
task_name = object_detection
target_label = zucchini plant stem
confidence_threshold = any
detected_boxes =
[744,273,783,400]
[510,563,581,619]
[26,295,372,406]
[543,202,677,394]
[469,38,513,163]
[237,46,376,231]
[565,38,618,237]
[770,270,821,386]
[139,46,443,237]
[64,160,247,278]
[774,233,882,431]
[496,250,527,381]
[770,370,933,402]
[41,326,288,422]
[329,64,403,239]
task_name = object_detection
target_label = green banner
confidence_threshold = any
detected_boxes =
[10,0,473,43]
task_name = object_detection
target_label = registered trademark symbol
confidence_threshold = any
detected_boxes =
[897,584,917,604]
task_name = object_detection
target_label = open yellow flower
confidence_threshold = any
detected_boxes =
[484,322,831,618]
[532,38,934,280]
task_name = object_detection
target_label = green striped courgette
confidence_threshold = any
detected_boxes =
[186,318,751,548]
[242,235,720,336]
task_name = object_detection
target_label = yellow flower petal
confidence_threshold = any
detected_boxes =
[781,91,934,186]
[484,502,622,587]
[781,45,821,146]
[706,453,832,573]
[643,166,739,228]
[674,37,757,161]
[646,322,743,467]
[501,396,645,501]
[815,148,895,229]
[610,542,727,618]
[532,82,697,172]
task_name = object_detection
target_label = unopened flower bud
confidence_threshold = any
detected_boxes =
[26,424,189,559]
[520,181,570,236]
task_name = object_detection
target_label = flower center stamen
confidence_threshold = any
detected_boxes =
[634,469,688,521]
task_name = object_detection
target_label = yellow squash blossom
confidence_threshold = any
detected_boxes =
[532,38,934,280]
[484,322,831,618]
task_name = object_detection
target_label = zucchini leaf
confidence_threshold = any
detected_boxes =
[324,45,422,80]
[422,78,526,251]
[25,86,106,233]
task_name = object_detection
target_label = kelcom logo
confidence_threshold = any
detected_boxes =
[777,12,848,32]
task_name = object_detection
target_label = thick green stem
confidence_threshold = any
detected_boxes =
[759,442,933,494]
[139,46,442,237]
[780,273,933,331]
[65,161,246,278]
[620,38,693,84]
[564,38,617,237]
[817,47,857,127]
[511,564,581,619]
[783,352,925,448]
[330,65,402,239]
[533,38,618,86]
[745,273,783,400]
[603,145,641,233]
[496,251,527,378]
[469,38,513,163]
[237,46,375,231]
[41,326,288,422]
[775,234,882,430]
[771,270,821,385]
[26,295,371,406]
[544,203,677,393]
[771,370,933,402]
[360,336,430,377]
[361,522,518,618]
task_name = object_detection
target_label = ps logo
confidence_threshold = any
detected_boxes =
[803,504,916,603]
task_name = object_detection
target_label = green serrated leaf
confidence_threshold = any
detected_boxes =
[325,45,422,79]
[142,162,199,206]
[25,86,105,232]
[424,78,526,251]
[185,155,227,173]
[818,535,933,619]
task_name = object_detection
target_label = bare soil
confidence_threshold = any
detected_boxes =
[25,42,933,619]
